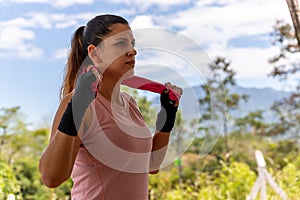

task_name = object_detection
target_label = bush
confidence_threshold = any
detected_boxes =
[0,161,22,200]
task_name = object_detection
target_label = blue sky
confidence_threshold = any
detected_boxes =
[0,0,297,128]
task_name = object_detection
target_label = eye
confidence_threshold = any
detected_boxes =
[131,40,136,47]
[115,40,127,47]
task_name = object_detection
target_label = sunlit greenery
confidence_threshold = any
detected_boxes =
[0,102,299,199]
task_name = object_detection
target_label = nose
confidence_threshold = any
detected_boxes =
[126,50,136,57]
[126,46,137,57]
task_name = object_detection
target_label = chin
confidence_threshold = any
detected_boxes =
[126,69,135,78]
[120,69,134,81]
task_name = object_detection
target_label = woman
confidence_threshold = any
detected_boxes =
[39,14,182,200]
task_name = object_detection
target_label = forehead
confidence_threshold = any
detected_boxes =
[105,23,134,40]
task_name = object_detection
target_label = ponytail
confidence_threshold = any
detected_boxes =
[60,26,86,98]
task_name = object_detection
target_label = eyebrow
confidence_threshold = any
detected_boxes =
[115,37,128,40]
[115,37,135,42]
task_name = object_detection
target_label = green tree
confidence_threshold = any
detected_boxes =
[169,111,187,186]
[269,20,300,140]
[0,106,26,161]
[0,161,22,200]
[234,110,269,135]
[269,20,300,79]
[198,57,248,154]
[0,106,73,199]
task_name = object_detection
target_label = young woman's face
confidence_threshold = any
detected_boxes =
[98,23,137,81]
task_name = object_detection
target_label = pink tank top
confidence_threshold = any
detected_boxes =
[71,92,153,200]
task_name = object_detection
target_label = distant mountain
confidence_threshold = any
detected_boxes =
[151,85,290,123]
[230,86,289,116]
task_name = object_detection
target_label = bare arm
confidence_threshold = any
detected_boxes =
[39,93,84,188]
[149,131,170,174]
[39,130,81,188]
[39,66,99,187]
[148,82,182,174]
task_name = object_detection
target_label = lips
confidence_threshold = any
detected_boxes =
[126,60,135,66]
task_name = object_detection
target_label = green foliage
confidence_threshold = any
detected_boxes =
[269,20,300,79]
[149,168,175,199]
[213,161,256,199]
[137,96,157,129]
[0,161,22,200]
[234,110,269,135]
[198,57,249,154]
[149,161,257,199]
[269,20,300,138]
[276,163,300,199]
[0,106,72,199]
[147,131,300,199]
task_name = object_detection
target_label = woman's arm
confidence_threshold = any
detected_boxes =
[39,67,98,188]
[149,131,170,174]
[39,93,83,188]
[149,83,181,174]
[39,130,81,188]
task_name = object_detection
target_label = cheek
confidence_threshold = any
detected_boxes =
[104,59,126,76]
[103,55,124,69]
[103,48,127,64]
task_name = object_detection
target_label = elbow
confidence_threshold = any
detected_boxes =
[39,157,71,188]
[149,170,159,174]
[40,173,68,188]
[38,162,60,188]
[39,163,69,188]
[149,163,160,174]
[41,176,61,188]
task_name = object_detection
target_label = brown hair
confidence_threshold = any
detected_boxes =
[60,14,129,98]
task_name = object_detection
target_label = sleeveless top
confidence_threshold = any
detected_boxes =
[71,92,153,200]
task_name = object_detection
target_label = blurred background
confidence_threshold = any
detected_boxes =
[1,0,300,199]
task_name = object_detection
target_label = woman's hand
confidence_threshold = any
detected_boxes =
[155,82,183,133]
[164,82,183,106]
[58,65,102,136]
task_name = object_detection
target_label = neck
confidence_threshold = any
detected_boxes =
[98,77,123,106]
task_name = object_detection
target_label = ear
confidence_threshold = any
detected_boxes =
[87,44,101,64]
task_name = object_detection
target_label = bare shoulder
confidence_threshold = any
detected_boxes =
[60,92,73,106]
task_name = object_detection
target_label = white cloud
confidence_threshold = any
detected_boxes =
[161,0,292,45]
[105,0,191,11]
[0,12,97,59]
[116,8,137,16]
[131,15,157,29]
[0,15,52,29]
[139,0,295,89]
[52,0,93,7]
[5,0,94,7]
[53,48,68,60]
[0,26,43,59]
[205,44,290,89]
[15,43,44,58]
[55,20,78,29]
[0,12,55,59]
[0,27,34,48]
[224,47,279,79]
[7,0,48,3]
[23,12,95,29]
